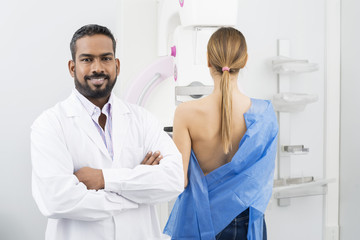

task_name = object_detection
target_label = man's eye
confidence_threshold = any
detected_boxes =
[81,58,92,62]
[103,57,112,61]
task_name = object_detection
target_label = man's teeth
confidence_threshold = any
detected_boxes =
[90,78,105,84]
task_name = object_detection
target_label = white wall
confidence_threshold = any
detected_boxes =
[0,1,119,239]
[340,0,360,239]
[116,0,159,97]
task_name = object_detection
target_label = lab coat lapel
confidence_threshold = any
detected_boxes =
[112,97,131,164]
[77,111,112,161]
[64,92,112,161]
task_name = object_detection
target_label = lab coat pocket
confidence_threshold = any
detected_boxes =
[113,146,144,168]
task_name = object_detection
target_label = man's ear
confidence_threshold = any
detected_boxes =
[116,58,120,76]
[68,60,75,77]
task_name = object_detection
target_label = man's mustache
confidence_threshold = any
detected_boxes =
[84,73,110,81]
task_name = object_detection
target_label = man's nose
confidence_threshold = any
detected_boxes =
[91,59,104,73]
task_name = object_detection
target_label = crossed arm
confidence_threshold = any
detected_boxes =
[75,151,163,190]
[31,110,183,221]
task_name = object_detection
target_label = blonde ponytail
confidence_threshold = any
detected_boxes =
[220,70,232,154]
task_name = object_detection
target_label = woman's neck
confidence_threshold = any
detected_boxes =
[212,74,241,95]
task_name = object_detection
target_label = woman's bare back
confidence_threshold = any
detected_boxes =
[184,92,251,175]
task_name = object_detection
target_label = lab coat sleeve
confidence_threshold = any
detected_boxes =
[103,109,184,204]
[31,110,138,221]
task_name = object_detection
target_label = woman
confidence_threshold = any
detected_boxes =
[164,27,278,240]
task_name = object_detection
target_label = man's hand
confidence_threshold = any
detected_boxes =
[74,167,104,190]
[141,151,163,165]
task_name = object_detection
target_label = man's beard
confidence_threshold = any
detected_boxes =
[74,70,117,99]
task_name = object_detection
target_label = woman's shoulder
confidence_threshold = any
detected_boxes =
[174,97,212,125]
[175,100,194,115]
[176,97,209,113]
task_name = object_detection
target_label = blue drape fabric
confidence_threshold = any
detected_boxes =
[164,99,278,240]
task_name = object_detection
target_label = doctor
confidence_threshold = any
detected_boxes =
[31,24,184,240]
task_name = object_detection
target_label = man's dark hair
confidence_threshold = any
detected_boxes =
[70,24,116,61]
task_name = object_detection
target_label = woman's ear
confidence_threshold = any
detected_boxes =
[243,54,248,68]
[207,52,211,68]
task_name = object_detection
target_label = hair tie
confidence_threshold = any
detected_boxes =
[222,66,230,72]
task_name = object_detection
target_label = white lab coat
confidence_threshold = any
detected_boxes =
[31,91,184,240]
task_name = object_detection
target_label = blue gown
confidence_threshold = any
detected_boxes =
[164,99,279,240]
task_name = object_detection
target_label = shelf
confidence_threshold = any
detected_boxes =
[273,92,318,112]
[273,178,336,206]
[272,56,319,74]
